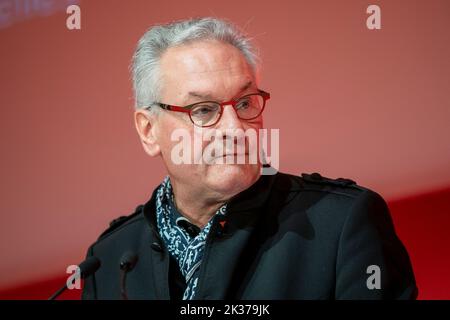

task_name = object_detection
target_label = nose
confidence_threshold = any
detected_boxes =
[217,103,244,130]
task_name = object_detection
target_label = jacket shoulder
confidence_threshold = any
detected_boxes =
[302,171,366,188]
[276,171,370,199]
[96,204,145,242]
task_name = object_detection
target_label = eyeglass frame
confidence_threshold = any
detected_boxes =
[145,89,270,127]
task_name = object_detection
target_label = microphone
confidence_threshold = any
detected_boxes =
[119,251,138,300]
[48,256,101,300]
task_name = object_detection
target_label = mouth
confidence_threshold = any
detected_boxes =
[211,152,250,165]
[221,152,248,157]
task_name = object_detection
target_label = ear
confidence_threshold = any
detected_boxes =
[134,109,161,157]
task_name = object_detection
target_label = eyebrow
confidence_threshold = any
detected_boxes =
[186,81,254,101]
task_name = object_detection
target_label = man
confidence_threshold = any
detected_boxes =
[82,17,417,300]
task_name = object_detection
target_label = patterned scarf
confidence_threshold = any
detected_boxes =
[155,176,227,300]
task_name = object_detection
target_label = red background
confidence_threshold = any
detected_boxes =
[0,0,449,299]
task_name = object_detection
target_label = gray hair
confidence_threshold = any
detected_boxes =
[130,17,259,110]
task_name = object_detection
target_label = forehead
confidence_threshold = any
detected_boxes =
[159,40,255,100]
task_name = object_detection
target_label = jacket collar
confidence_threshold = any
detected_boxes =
[227,172,279,213]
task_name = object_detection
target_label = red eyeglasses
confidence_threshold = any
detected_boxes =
[146,89,270,127]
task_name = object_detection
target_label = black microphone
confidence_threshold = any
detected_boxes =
[119,251,138,300]
[48,256,101,300]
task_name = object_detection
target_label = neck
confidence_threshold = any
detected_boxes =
[170,180,229,229]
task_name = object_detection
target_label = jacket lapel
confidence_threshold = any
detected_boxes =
[126,189,171,299]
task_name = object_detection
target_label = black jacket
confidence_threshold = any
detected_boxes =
[82,172,417,300]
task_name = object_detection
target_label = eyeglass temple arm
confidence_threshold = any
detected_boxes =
[147,103,190,113]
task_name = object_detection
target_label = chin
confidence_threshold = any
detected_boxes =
[205,163,260,197]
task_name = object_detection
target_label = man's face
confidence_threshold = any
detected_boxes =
[138,40,263,199]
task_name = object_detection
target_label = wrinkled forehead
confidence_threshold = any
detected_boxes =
[159,40,256,102]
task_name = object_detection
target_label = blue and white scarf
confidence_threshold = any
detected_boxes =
[155,176,227,300]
